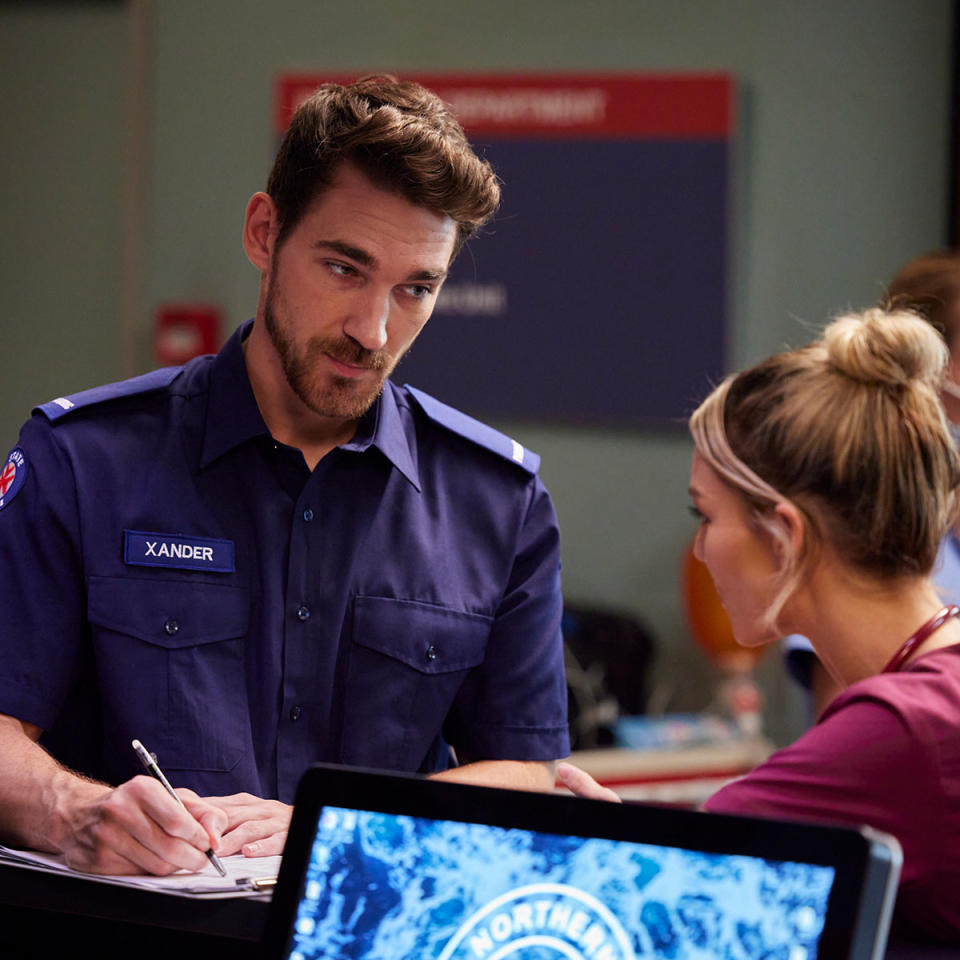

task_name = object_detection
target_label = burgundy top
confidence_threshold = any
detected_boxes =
[704,644,960,943]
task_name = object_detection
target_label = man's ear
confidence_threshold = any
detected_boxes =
[243,192,277,271]
[771,501,806,564]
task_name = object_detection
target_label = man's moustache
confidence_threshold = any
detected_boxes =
[316,340,388,370]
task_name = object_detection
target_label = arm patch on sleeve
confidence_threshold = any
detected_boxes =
[0,447,27,511]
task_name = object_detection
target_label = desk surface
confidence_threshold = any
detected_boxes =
[569,737,774,804]
[1,852,955,959]
[0,859,270,959]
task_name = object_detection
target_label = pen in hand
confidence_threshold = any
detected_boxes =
[131,738,227,878]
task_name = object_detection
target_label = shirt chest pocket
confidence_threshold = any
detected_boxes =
[87,576,250,773]
[339,596,491,770]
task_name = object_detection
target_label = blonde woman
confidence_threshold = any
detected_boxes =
[560,308,960,943]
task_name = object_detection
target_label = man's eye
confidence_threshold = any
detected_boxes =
[689,506,707,523]
[405,284,433,299]
[327,262,355,277]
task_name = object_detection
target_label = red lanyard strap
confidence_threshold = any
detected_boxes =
[882,605,960,674]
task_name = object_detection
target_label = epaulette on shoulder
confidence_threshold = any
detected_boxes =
[34,367,183,422]
[404,384,540,475]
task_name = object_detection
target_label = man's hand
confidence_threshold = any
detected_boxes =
[555,762,622,803]
[0,713,229,876]
[56,775,228,876]
[198,793,292,857]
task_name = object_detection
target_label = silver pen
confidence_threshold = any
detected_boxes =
[131,738,227,878]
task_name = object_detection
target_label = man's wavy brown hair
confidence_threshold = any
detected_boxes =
[267,75,501,259]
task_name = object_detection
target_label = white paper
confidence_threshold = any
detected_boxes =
[0,844,281,898]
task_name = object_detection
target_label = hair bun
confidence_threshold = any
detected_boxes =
[823,307,948,389]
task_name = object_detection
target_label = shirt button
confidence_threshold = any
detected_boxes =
[296,604,311,621]
[164,618,179,636]
[302,508,314,522]
[426,644,438,662]
[289,705,302,721]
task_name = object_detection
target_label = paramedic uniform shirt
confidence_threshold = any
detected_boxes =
[0,321,569,803]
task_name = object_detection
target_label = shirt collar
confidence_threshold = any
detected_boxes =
[342,382,421,491]
[201,320,268,468]
[201,321,421,490]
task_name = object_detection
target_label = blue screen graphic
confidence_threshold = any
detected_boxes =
[285,807,834,960]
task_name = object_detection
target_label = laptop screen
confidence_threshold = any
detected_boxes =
[291,805,833,959]
[262,765,900,960]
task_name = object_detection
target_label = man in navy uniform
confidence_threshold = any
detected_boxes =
[0,77,568,876]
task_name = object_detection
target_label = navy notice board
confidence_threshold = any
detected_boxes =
[275,72,733,428]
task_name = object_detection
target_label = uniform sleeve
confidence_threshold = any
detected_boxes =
[444,474,570,762]
[0,417,87,729]
[703,696,939,886]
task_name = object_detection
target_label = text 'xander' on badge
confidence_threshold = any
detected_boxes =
[123,530,235,573]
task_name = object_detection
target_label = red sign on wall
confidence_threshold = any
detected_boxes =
[275,72,733,139]
[154,304,221,367]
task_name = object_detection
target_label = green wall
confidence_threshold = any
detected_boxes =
[0,5,127,430]
[1,0,953,744]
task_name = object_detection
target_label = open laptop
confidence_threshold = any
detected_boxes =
[261,764,901,960]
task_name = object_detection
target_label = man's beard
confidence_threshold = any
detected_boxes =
[264,288,392,421]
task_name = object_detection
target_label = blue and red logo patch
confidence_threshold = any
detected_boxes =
[0,448,27,512]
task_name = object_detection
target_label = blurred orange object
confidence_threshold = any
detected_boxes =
[681,542,765,669]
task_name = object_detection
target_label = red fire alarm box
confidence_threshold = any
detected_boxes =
[154,304,221,366]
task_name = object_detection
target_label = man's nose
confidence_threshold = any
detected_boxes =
[344,288,389,351]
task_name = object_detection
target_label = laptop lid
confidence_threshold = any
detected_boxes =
[261,764,902,960]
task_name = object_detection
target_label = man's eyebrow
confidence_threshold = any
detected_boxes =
[315,239,377,268]
[406,267,448,283]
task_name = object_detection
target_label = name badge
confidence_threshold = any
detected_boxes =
[123,530,235,573]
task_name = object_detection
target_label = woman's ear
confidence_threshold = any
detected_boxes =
[771,501,806,564]
[243,192,278,272]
